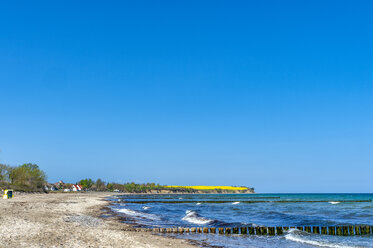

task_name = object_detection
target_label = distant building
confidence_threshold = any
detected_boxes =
[44,184,59,191]
[54,180,65,189]
[71,184,83,191]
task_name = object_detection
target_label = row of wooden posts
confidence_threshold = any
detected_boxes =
[125,225,373,236]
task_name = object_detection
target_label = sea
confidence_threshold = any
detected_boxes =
[107,193,373,248]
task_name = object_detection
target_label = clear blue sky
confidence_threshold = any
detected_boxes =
[1,1,372,193]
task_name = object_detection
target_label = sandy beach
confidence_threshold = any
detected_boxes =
[0,192,196,248]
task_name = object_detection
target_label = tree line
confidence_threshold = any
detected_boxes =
[0,163,46,192]
[77,179,176,193]
[0,162,186,193]
[0,162,253,193]
[0,162,190,193]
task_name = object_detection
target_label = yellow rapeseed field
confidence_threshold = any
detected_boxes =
[165,185,248,191]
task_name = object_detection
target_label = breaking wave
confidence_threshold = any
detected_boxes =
[285,229,359,248]
[116,208,160,220]
[182,210,214,225]
[329,201,341,205]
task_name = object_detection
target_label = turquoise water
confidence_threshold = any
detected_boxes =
[109,194,373,247]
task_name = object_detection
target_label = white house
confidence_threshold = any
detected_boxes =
[71,184,83,191]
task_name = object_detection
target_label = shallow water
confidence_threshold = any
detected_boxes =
[108,194,373,247]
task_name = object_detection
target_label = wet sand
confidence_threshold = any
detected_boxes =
[0,192,196,248]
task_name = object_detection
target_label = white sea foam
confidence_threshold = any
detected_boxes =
[142,206,151,210]
[285,229,358,248]
[196,202,201,205]
[117,208,160,220]
[182,210,214,225]
[232,202,240,205]
[329,201,341,205]
[179,197,183,199]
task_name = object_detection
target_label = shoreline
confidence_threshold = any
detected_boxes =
[103,193,221,248]
[0,192,197,248]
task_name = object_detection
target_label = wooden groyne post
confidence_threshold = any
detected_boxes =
[149,225,373,236]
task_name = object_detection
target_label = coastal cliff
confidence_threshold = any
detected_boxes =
[147,188,255,194]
